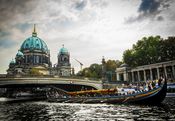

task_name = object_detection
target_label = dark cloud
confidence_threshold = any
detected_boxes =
[0,0,107,29]
[157,16,164,21]
[0,0,108,47]
[0,0,35,21]
[125,0,172,23]
[75,0,87,11]
[139,0,161,14]
[0,0,38,31]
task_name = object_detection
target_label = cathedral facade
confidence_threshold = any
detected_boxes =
[7,25,72,77]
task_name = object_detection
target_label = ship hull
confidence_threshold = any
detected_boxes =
[47,81,167,105]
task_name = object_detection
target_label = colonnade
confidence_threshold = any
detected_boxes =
[116,61,175,82]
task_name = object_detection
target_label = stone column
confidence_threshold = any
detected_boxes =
[143,70,146,81]
[116,72,118,81]
[157,67,160,79]
[164,66,167,78]
[124,72,127,81]
[172,65,175,79]
[117,73,120,81]
[150,68,153,80]
[132,72,134,82]
[137,71,140,81]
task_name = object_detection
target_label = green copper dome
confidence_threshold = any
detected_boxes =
[10,59,16,64]
[16,50,24,57]
[59,45,69,54]
[20,36,49,52]
[20,25,49,53]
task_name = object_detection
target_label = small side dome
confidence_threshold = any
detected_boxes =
[59,45,69,54]
[10,59,16,64]
[120,63,128,68]
[16,50,24,57]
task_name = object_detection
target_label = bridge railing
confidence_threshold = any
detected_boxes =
[0,74,101,81]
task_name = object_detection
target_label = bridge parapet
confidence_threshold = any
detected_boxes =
[0,77,103,90]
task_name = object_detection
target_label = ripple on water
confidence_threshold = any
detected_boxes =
[0,97,174,121]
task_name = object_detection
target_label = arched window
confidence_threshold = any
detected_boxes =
[36,55,39,64]
[25,43,29,48]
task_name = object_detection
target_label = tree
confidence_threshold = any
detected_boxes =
[106,60,122,81]
[158,37,175,61]
[76,60,122,80]
[106,60,117,71]
[123,36,175,67]
[123,49,135,67]
[123,36,162,67]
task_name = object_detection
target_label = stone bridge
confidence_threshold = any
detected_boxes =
[0,77,103,91]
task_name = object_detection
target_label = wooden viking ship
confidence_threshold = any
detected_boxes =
[46,79,167,105]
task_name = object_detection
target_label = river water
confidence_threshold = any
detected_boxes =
[0,97,174,121]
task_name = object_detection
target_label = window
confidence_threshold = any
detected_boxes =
[36,56,39,63]
[26,43,29,48]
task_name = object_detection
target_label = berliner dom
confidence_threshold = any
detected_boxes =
[7,25,72,77]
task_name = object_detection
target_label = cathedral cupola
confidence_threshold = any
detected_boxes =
[16,50,24,58]
[57,45,70,67]
[59,44,69,55]
[15,50,24,65]
[9,59,16,65]
[9,59,16,68]
[20,24,49,54]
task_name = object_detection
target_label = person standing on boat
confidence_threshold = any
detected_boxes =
[151,81,156,89]
[158,77,163,86]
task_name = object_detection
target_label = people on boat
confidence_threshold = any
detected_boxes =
[116,78,164,96]
[158,77,163,86]
[47,77,165,100]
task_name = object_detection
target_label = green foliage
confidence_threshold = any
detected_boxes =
[123,36,175,67]
[106,60,117,71]
[77,64,102,79]
[76,60,122,79]
[158,37,175,61]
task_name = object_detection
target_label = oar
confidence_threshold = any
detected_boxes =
[122,97,130,103]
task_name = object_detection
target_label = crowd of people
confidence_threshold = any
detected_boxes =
[46,77,165,99]
[117,77,165,95]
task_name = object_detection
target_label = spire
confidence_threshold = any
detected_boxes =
[102,56,105,64]
[32,24,37,37]
[33,24,36,33]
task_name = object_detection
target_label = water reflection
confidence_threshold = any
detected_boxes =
[0,97,174,121]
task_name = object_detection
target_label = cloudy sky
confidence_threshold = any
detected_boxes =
[0,0,175,73]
